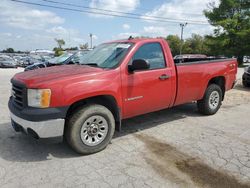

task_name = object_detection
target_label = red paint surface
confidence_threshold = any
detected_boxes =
[12,38,237,119]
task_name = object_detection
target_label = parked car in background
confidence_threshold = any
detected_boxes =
[243,56,250,63]
[24,51,88,71]
[0,53,54,68]
[13,55,24,65]
[0,56,17,68]
[242,66,250,87]
[30,54,48,62]
[42,55,53,62]
[18,56,41,67]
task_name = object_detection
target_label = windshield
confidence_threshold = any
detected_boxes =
[68,51,88,64]
[50,53,73,64]
[79,42,133,68]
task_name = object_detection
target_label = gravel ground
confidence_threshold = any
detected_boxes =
[0,67,249,188]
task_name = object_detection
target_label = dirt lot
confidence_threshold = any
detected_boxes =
[0,68,250,188]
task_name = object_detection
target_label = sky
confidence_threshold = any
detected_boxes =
[0,0,219,51]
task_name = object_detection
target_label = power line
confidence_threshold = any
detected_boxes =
[80,0,203,16]
[41,0,207,24]
[10,0,209,25]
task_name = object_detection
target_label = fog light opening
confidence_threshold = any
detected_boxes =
[27,128,39,139]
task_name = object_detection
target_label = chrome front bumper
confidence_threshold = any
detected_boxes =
[10,112,65,138]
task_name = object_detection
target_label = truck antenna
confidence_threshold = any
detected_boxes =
[128,36,133,40]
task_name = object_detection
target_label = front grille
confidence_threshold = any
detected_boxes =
[12,83,24,108]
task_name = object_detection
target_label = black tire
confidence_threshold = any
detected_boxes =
[65,104,115,154]
[197,84,222,115]
[243,81,250,87]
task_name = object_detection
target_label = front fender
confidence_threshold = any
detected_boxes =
[62,73,123,108]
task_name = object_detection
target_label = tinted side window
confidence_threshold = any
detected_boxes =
[132,43,166,70]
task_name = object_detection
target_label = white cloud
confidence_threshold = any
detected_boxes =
[143,26,168,36]
[92,35,98,40]
[141,0,220,37]
[142,24,212,38]
[46,26,88,47]
[0,1,96,50]
[113,32,139,40]
[0,0,64,30]
[2,33,12,37]
[46,26,70,35]
[141,0,218,23]
[71,37,84,43]
[89,0,140,18]
[188,24,215,36]
[0,27,90,51]
[122,24,130,30]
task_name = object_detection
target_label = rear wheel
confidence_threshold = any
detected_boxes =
[197,84,222,115]
[65,104,115,154]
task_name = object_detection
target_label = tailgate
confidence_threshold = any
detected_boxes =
[225,59,237,90]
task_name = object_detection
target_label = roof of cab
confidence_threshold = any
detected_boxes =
[106,37,165,44]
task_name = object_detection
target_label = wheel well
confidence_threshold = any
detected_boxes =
[208,76,225,100]
[66,95,121,130]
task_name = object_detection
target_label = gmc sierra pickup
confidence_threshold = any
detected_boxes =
[9,38,237,154]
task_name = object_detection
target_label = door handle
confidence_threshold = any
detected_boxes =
[159,74,170,80]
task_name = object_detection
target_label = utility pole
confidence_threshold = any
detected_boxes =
[89,33,93,49]
[179,22,188,56]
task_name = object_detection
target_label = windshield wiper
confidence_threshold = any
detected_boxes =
[82,63,99,67]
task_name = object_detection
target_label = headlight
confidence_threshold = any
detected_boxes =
[27,89,51,108]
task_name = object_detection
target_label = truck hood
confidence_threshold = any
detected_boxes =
[13,65,105,87]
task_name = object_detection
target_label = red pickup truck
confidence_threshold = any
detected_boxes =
[9,38,237,154]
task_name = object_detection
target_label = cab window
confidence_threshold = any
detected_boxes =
[132,42,166,70]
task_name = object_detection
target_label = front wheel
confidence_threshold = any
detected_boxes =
[197,84,222,115]
[65,104,115,154]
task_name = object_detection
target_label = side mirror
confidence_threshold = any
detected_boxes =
[128,59,150,72]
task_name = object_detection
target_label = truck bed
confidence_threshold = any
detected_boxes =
[174,57,228,64]
[173,58,237,106]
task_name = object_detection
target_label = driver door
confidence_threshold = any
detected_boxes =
[121,42,173,118]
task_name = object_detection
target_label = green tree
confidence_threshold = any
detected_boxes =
[55,38,65,49]
[53,47,64,57]
[166,34,210,56]
[79,43,89,50]
[3,48,15,53]
[203,35,226,56]
[204,0,250,64]
[183,34,209,54]
[165,35,181,56]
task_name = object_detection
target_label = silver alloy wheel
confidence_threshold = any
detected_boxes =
[80,115,108,146]
[209,91,220,110]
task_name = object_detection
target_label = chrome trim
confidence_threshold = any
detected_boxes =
[10,112,65,138]
[125,96,143,101]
